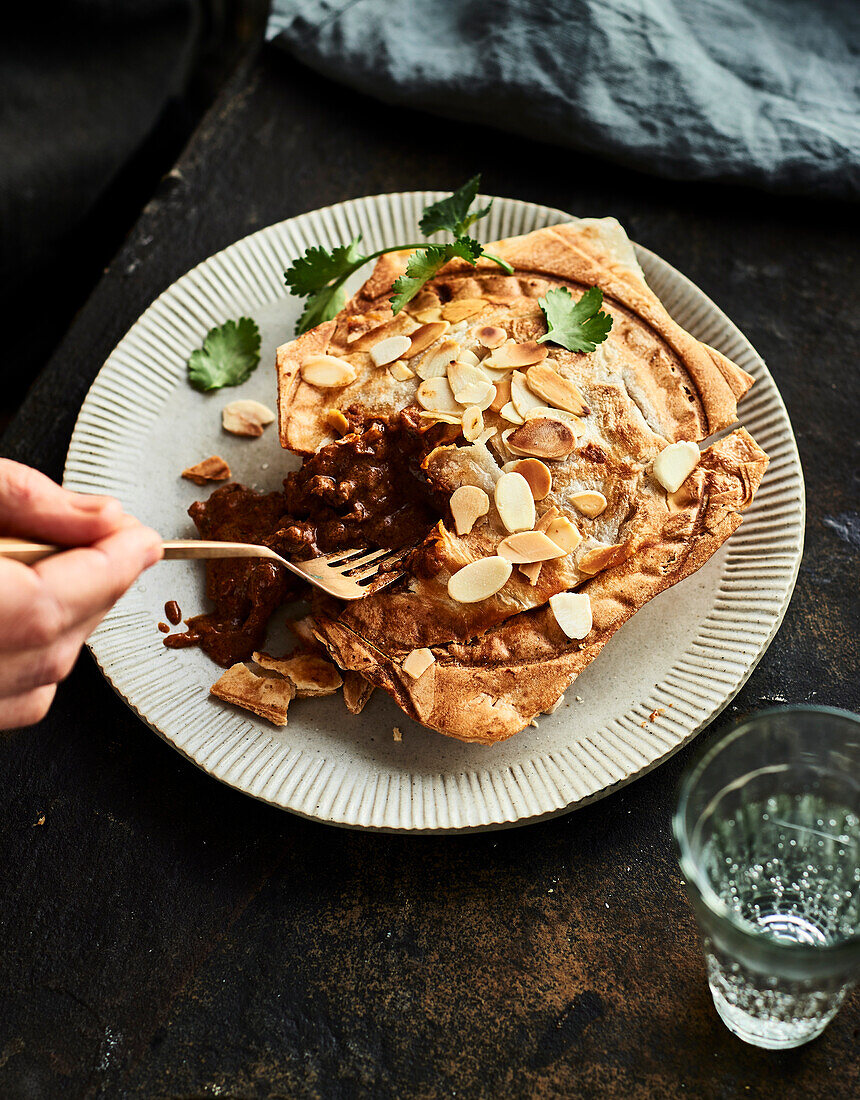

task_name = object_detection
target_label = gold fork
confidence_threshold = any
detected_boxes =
[0,538,409,600]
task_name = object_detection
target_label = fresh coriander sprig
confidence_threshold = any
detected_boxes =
[537,286,613,353]
[284,175,514,335]
[187,316,261,392]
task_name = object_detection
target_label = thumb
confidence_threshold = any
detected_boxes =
[0,459,126,545]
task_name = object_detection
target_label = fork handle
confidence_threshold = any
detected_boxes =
[0,537,283,566]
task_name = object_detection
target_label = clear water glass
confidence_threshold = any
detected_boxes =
[673,706,860,1049]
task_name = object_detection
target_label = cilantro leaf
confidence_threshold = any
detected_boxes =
[187,317,261,392]
[284,236,364,297]
[389,237,483,313]
[537,286,613,353]
[419,175,492,238]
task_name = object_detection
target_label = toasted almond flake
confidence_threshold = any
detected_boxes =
[181,455,231,485]
[653,441,700,493]
[403,320,451,358]
[413,307,444,324]
[418,410,463,425]
[408,290,440,313]
[490,375,512,413]
[506,418,578,459]
[402,648,436,679]
[300,354,358,388]
[549,593,593,640]
[543,516,582,553]
[325,408,351,434]
[458,348,480,367]
[210,663,295,726]
[494,472,536,533]
[500,401,525,425]
[348,316,412,352]
[343,671,374,714]
[388,360,415,381]
[476,427,497,445]
[447,556,512,603]
[448,361,495,407]
[449,485,490,535]
[526,364,591,415]
[222,399,276,437]
[441,298,486,323]
[524,406,583,433]
[476,325,507,349]
[487,340,548,370]
[370,334,412,367]
[415,338,461,380]
[462,406,484,442]
[417,375,461,414]
[497,531,567,563]
[579,541,626,575]
[510,370,545,419]
[536,505,563,533]
[511,458,552,500]
[519,561,542,586]
[569,490,607,517]
[252,651,343,696]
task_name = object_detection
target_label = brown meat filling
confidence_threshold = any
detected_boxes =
[166,412,449,666]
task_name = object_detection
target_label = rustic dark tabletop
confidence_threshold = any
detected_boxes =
[1,45,859,1100]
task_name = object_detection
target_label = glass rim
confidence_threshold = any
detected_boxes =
[673,705,860,959]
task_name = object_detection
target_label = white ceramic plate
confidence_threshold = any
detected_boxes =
[63,193,804,832]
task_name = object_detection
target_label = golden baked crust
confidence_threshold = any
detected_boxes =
[274,219,766,743]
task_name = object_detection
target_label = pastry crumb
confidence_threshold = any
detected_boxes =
[181,454,231,485]
[33,814,45,827]
[393,726,402,742]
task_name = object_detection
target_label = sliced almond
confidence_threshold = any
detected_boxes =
[418,410,463,426]
[408,290,440,314]
[461,406,484,442]
[401,648,436,679]
[476,426,497,446]
[490,375,512,413]
[494,472,536,533]
[486,340,548,370]
[415,338,461,379]
[343,670,374,714]
[447,362,495,408]
[653,441,700,493]
[506,418,578,459]
[524,406,583,433]
[441,298,486,323]
[526,364,591,416]
[300,354,358,388]
[447,556,512,603]
[536,505,563,533]
[579,541,625,575]
[252,651,343,696]
[510,370,545,418]
[497,531,567,563]
[519,561,542,586]
[370,334,413,367]
[417,376,461,414]
[325,408,351,434]
[414,307,444,324]
[476,325,507,349]
[403,321,451,358]
[569,490,607,518]
[181,455,231,485]
[543,516,582,553]
[210,663,295,726]
[388,360,415,382]
[511,458,552,500]
[449,485,490,535]
[549,592,593,640]
[458,348,481,368]
[221,399,276,437]
[500,401,525,425]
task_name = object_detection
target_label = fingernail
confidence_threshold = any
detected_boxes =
[74,494,121,514]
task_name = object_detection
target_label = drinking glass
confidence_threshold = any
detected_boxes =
[673,706,860,1049]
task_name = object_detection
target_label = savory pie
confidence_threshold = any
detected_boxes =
[178,218,768,744]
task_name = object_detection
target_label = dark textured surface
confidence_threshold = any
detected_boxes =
[1,45,858,1100]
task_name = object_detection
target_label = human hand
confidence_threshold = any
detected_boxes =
[0,459,162,730]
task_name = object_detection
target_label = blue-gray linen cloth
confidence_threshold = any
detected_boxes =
[268,0,859,198]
